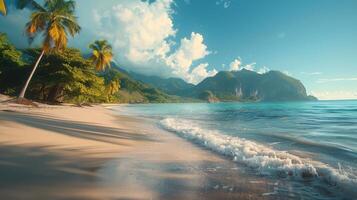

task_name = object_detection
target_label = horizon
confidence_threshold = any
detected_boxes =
[1,0,356,100]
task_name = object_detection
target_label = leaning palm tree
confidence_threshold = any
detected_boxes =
[0,0,6,15]
[89,40,113,71]
[18,0,81,101]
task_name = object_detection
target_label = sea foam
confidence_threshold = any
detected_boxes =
[160,118,357,193]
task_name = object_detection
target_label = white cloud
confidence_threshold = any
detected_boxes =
[187,63,218,84]
[257,66,270,74]
[229,58,241,71]
[242,63,256,71]
[283,70,292,76]
[93,0,214,84]
[317,77,357,83]
[166,32,210,78]
[311,91,357,100]
[94,0,175,64]
[228,58,270,74]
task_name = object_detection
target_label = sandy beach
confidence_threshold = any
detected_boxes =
[0,97,278,200]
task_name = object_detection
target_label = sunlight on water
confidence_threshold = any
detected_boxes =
[113,100,357,199]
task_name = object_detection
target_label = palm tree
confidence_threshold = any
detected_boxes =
[106,79,120,102]
[89,40,113,71]
[0,0,6,15]
[18,0,81,101]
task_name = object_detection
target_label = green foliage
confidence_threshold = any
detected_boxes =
[101,68,184,103]
[25,0,80,51]
[89,40,113,71]
[23,48,107,103]
[130,72,194,95]
[0,33,26,95]
[0,33,192,104]
[0,33,24,68]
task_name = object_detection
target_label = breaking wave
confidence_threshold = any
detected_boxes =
[160,118,357,194]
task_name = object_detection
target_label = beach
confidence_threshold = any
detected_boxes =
[0,97,280,200]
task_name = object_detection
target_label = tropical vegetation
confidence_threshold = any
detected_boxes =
[17,0,81,101]
[0,0,6,15]
[89,40,113,72]
[0,33,184,104]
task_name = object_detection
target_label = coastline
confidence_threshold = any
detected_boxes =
[0,100,278,199]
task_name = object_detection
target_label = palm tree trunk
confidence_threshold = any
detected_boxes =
[18,50,45,99]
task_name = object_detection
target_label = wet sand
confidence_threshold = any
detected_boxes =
[0,98,279,199]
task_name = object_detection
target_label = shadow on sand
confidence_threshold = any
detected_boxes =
[0,111,157,146]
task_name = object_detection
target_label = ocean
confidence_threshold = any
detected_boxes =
[113,100,357,199]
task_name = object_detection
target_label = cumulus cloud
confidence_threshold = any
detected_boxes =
[228,57,270,74]
[93,0,175,64]
[229,58,241,71]
[93,0,214,84]
[242,63,256,71]
[257,66,270,74]
[166,32,210,77]
[228,58,254,71]
[187,63,218,84]
[283,70,292,76]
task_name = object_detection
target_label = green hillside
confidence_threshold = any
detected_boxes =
[129,72,194,95]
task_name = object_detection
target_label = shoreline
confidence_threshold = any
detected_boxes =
[0,101,279,199]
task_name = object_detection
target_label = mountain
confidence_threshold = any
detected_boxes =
[108,66,195,103]
[129,72,194,95]
[114,65,316,102]
[182,69,317,102]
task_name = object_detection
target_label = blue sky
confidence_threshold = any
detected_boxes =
[1,0,357,99]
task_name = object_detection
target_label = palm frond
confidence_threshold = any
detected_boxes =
[16,0,46,11]
[24,0,81,52]
[0,0,6,15]
[89,40,114,71]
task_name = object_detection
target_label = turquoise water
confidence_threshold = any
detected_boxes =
[113,100,357,199]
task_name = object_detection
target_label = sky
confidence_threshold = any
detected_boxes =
[1,0,357,100]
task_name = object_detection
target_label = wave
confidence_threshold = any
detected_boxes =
[160,118,357,194]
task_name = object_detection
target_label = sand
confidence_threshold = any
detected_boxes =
[0,97,277,199]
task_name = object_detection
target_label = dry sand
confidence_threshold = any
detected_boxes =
[0,96,278,199]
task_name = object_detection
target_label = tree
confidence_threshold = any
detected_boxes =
[24,48,107,103]
[17,0,81,101]
[101,68,121,102]
[0,33,26,95]
[89,40,113,71]
[0,33,24,67]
